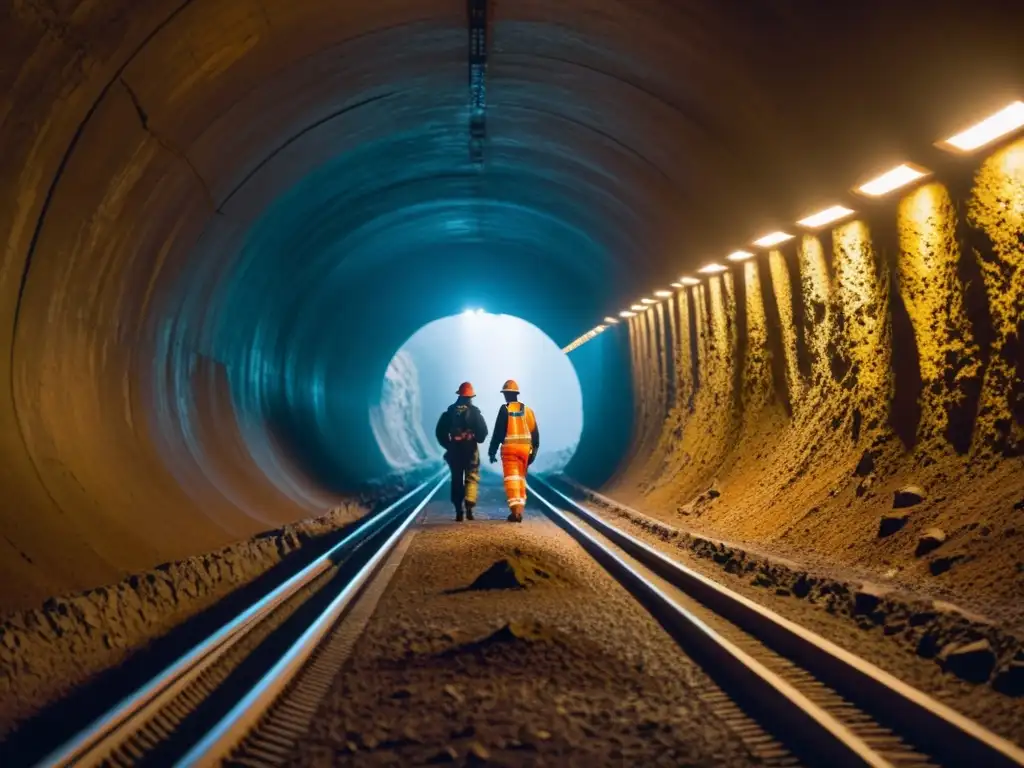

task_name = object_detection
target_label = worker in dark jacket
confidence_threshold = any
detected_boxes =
[436,382,489,521]
[487,379,540,522]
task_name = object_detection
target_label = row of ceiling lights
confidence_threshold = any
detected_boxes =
[564,99,1024,350]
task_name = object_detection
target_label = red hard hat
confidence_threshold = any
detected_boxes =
[500,379,520,393]
[456,382,476,397]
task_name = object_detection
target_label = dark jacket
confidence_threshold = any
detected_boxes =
[436,398,488,458]
[488,402,540,460]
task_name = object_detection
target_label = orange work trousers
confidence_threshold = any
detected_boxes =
[500,444,531,510]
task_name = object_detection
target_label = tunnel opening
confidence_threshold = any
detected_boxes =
[373,311,584,475]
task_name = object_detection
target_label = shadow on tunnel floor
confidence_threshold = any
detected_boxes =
[0,496,409,767]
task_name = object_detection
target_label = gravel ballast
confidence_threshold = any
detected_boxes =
[563,480,1024,748]
[293,480,765,766]
[0,498,379,739]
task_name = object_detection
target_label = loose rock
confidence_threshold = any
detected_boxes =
[427,746,459,763]
[915,528,947,557]
[443,684,464,703]
[993,653,1024,697]
[938,639,997,683]
[467,742,491,762]
[856,475,874,497]
[853,584,887,616]
[893,486,926,509]
[929,555,964,576]
[854,450,876,476]
[878,513,909,537]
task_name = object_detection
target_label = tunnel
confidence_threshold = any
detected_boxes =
[2,1,1024,755]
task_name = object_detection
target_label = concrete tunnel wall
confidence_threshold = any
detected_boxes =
[0,1,1022,613]
[609,138,1024,607]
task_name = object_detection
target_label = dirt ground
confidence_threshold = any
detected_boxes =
[291,478,770,767]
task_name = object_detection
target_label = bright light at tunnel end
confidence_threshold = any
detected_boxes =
[383,313,583,472]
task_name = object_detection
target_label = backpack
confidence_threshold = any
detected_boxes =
[449,405,475,443]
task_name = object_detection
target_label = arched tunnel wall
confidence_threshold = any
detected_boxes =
[0,1,634,610]
[0,1,1021,616]
[604,137,1024,607]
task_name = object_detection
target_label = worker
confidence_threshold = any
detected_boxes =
[435,382,488,521]
[487,379,539,522]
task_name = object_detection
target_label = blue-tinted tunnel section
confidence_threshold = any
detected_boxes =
[376,312,584,475]
[564,325,635,489]
[152,148,638,509]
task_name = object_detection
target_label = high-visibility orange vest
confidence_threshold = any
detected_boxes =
[504,402,536,446]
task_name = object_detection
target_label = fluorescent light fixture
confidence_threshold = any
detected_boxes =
[752,231,793,248]
[654,289,673,298]
[698,263,727,274]
[619,310,636,318]
[726,250,755,262]
[797,205,855,229]
[856,163,928,197]
[603,316,619,324]
[630,304,645,311]
[679,276,700,286]
[641,298,657,305]
[670,282,683,288]
[939,101,1024,152]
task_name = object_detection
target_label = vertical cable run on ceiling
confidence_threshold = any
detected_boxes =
[467,0,489,166]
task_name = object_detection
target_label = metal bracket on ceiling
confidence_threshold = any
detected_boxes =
[467,0,489,167]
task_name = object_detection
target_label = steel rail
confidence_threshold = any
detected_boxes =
[530,480,890,767]
[36,472,444,768]
[173,475,445,765]
[532,477,1024,768]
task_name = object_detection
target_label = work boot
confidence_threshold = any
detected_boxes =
[455,504,464,522]
[465,503,475,521]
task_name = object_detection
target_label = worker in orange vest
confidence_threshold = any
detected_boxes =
[487,380,539,522]
[436,382,489,521]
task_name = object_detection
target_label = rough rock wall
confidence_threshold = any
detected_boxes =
[610,138,1024,615]
[0,498,372,737]
[370,349,437,470]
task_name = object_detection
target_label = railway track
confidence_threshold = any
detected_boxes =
[32,472,1024,767]
[34,474,445,768]
[528,476,1024,768]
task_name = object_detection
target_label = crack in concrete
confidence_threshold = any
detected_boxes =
[119,77,220,214]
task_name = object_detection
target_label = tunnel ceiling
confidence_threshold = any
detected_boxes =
[1,0,1023,607]
[5,2,1023,328]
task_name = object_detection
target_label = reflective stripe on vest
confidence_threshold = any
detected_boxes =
[504,402,534,444]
